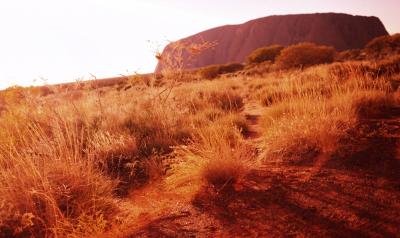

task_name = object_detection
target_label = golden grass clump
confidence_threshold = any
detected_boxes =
[0,114,118,237]
[259,64,395,161]
[123,102,192,157]
[172,123,255,191]
[174,80,244,113]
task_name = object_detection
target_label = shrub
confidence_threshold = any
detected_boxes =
[276,43,335,69]
[260,65,394,163]
[330,55,400,79]
[197,128,254,190]
[209,91,244,112]
[352,91,395,118]
[123,103,192,157]
[246,45,284,64]
[242,61,274,76]
[182,87,244,112]
[0,162,116,238]
[176,124,254,191]
[220,62,244,74]
[198,65,220,79]
[198,63,244,79]
[0,96,7,114]
[365,33,400,58]
[0,85,26,105]
[0,119,118,237]
[40,86,55,97]
[335,49,363,62]
[261,91,286,106]
[374,55,400,77]
[202,149,250,189]
[328,62,373,80]
[90,131,140,195]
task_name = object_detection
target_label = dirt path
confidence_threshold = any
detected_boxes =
[123,102,400,238]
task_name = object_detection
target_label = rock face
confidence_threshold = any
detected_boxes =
[155,13,388,72]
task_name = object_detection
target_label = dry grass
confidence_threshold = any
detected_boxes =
[0,74,250,237]
[0,51,398,237]
[0,112,118,237]
[255,63,395,161]
[172,123,255,192]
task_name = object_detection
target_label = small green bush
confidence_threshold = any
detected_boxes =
[198,63,244,79]
[246,45,284,64]
[276,43,335,69]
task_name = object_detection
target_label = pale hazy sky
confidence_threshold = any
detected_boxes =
[0,0,399,89]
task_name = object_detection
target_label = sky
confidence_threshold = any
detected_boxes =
[0,0,399,89]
